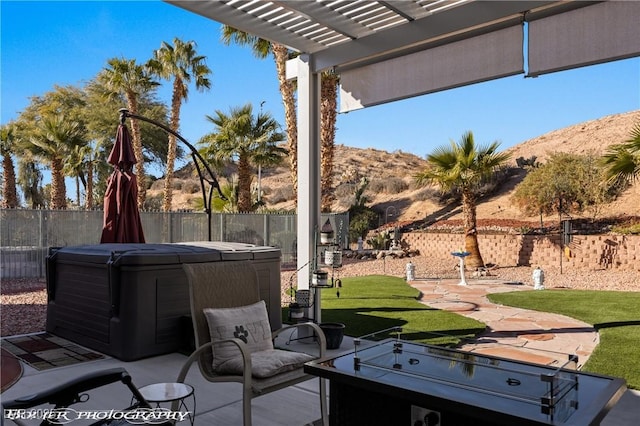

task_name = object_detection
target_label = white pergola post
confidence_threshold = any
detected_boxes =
[293,55,322,324]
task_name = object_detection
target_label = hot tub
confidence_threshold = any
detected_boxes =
[46,242,281,361]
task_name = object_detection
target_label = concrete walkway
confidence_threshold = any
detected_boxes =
[3,278,638,424]
[409,278,599,368]
[409,277,640,426]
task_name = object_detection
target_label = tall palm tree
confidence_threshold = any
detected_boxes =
[83,141,105,209]
[199,103,287,212]
[415,131,510,269]
[97,57,158,208]
[12,85,89,208]
[26,114,84,209]
[1,124,20,208]
[221,28,340,211]
[602,122,640,186]
[63,144,92,208]
[147,38,212,211]
[221,27,300,202]
[273,43,299,202]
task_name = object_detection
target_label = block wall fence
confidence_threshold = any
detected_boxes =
[401,233,639,271]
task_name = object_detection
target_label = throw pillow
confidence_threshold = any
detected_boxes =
[203,300,273,369]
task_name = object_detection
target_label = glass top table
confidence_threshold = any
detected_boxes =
[305,327,627,426]
[138,383,195,425]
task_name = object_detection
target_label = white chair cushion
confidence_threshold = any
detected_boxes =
[204,301,273,369]
[217,349,315,378]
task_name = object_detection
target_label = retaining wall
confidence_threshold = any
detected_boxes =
[402,233,639,271]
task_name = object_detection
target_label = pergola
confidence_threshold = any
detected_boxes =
[166,0,639,310]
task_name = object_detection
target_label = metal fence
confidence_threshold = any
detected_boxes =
[0,209,349,279]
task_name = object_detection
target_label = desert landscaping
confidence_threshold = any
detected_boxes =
[159,110,640,226]
[3,110,640,337]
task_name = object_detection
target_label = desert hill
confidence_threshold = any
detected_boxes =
[155,110,640,223]
[404,109,640,224]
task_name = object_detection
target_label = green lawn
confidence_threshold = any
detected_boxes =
[285,275,486,346]
[283,276,640,389]
[488,290,640,389]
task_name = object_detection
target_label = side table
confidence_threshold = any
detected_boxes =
[138,382,195,425]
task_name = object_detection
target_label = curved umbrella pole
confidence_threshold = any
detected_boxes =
[119,108,226,241]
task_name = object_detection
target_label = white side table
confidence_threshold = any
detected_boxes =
[138,382,195,425]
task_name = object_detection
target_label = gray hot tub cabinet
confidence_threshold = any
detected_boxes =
[46,242,281,361]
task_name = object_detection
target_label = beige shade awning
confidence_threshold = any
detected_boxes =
[165,0,640,314]
[167,1,640,111]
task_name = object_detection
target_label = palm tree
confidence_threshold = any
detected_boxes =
[320,70,339,212]
[192,181,239,213]
[26,114,84,209]
[83,141,105,209]
[415,131,510,269]
[1,124,20,208]
[17,159,45,208]
[221,28,300,203]
[221,28,341,212]
[63,144,92,208]
[199,103,287,212]
[98,57,159,208]
[147,38,212,211]
[602,122,640,186]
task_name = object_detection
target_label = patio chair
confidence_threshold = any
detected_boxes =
[1,367,166,426]
[177,261,328,426]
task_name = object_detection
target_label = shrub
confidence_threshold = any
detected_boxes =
[269,185,295,204]
[476,166,517,198]
[516,156,539,168]
[144,175,157,190]
[367,231,391,250]
[348,206,378,243]
[182,181,201,194]
[512,152,616,218]
[369,178,409,194]
[612,222,640,235]
[334,182,355,199]
[150,179,164,191]
[412,187,441,202]
[260,185,271,196]
[172,179,183,190]
[515,226,534,235]
[143,194,163,211]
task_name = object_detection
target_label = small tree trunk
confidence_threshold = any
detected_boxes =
[163,80,183,212]
[237,154,253,212]
[50,157,67,209]
[462,189,484,268]
[2,153,19,208]
[75,175,81,207]
[85,161,94,209]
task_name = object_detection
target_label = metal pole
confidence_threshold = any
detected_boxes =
[559,202,563,275]
[118,109,225,241]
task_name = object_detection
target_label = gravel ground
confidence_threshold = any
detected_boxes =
[2,255,639,337]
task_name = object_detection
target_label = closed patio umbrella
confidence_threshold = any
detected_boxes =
[100,122,145,243]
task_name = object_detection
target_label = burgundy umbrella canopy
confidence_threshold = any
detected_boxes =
[100,123,145,243]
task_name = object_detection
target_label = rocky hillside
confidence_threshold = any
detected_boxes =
[153,110,640,223]
[403,109,640,224]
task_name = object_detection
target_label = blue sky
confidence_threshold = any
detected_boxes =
[2,0,640,172]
